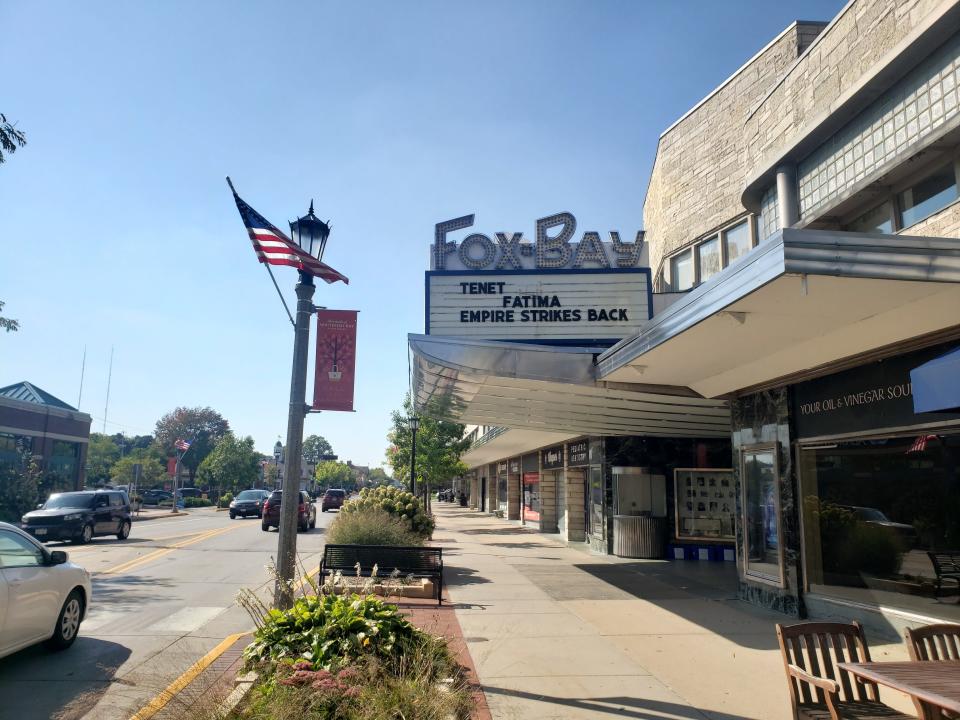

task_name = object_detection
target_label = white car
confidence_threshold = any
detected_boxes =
[0,521,91,659]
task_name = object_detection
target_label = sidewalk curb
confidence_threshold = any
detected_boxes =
[128,631,250,720]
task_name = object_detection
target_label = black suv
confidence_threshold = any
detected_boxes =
[21,490,132,544]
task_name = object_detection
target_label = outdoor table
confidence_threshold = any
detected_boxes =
[838,661,960,720]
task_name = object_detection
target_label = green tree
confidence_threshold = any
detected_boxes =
[196,433,260,495]
[110,451,166,489]
[0,114,26,164]
[0,448,43,523]
[302,435,334,463]
[86,433,120,484]
[154,407,230,484]
[314,460,352,490]
[368,467,391,485]
[0,300,19,333]
[386,394,470,497]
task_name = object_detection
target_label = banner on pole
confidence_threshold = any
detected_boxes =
[313,310,358,411]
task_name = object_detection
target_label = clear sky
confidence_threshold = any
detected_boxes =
[1,0,845,468]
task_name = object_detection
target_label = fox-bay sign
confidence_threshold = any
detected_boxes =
[427,212,651,345]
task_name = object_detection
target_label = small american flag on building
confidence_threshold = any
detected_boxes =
[228,179,348,284]
[906,434,938,453]
[174,438,191,452]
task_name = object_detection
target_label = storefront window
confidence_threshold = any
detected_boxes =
[589,466,603,537]
[800,432,960,618]
[522,471,540,522]
[742,447,782,583]
[674,469,735,540]
[847,201,893,234]
[497,472,507,511]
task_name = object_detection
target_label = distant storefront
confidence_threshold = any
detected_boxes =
[0,382,92,491]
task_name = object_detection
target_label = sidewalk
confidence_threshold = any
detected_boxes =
[432,504,916,720]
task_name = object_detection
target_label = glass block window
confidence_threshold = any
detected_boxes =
[758,186,779,242]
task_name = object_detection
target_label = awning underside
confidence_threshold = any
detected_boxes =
[409,335,730,438]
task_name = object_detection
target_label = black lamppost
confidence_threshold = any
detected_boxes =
[274,203,332,610]
[408,415,420,496]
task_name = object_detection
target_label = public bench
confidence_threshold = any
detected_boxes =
[319,544,443,605]
[928,551,960,601]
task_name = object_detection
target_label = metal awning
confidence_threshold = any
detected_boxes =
[409,334,730,437]
[599,229,960,398]
[911,346,960,413]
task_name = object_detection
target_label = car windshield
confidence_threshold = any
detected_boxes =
[236,490,261,501]
[45,493,96,510]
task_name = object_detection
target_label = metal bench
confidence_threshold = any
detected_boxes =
[928,552,960,601]
[319,544,443,605]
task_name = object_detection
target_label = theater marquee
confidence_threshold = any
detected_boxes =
[426,269,651,343]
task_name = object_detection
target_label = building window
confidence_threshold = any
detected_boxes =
[698,236,721,282]
[848,202,894,234]
[898,162,958,229]
[724,220,751,265]
[669,249,694,291]
[742,446,783,584]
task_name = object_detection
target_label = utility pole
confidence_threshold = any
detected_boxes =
[274,275,315,609]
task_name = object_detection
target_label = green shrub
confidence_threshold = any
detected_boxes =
[219,492,234,508]
[243,593,422,673]
[342,486,434,538]
[326,508,424,547]
[184,497,213,508]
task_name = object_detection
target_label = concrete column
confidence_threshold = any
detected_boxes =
[776,163,799,228]
[507,473,520,520]
[470,477,480,509]
[539,471,558,533]
[565,468,586,542]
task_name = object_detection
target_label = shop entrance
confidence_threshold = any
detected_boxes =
[522,471,540,523]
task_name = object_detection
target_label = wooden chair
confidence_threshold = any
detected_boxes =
[776,621,916,720]
[905,624,960,719]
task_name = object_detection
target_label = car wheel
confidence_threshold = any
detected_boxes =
[229,512,236,519]
[47,590,83,650]
[261,522,269,531]
[117,520,131,540]
[74,524,94,545]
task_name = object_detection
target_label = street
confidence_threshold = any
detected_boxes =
[0,506,336,720]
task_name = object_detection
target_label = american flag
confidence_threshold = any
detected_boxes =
[174,438,191,452]
[228,179,349,284]
[906,434,938,453]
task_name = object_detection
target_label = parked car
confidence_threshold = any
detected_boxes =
[229,489,271,519]
[178,488,204,499]
[320,489,347,512]
[21,490,131,545]
[141,489,173,505]
[261,491,316,532]
[0,522,92,659]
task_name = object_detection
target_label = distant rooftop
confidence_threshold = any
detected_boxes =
[0,381,77,410]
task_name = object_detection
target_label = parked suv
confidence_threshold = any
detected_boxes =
[320,489,347,512]
[261,491,315,532]
[21,490,132,544]
[229,489,270,519]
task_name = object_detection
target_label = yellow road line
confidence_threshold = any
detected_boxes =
[292,564,321,595]
[128,631,247,720]
[65,528,211,553]
[99,525,239,576]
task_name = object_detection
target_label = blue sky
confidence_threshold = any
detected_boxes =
[0,0,845,468]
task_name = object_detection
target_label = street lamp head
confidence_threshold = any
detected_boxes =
[408,415,420,432]
[274,440,283,461]
[289,200,331,262]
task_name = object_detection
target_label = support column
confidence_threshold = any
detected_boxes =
[507,473,520,520]
[565,468,586,542]
[539,471,558,533]
[470,477,480,509]
[776,163,799,228]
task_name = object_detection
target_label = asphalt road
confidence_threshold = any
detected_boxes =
[0,505,337,720]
